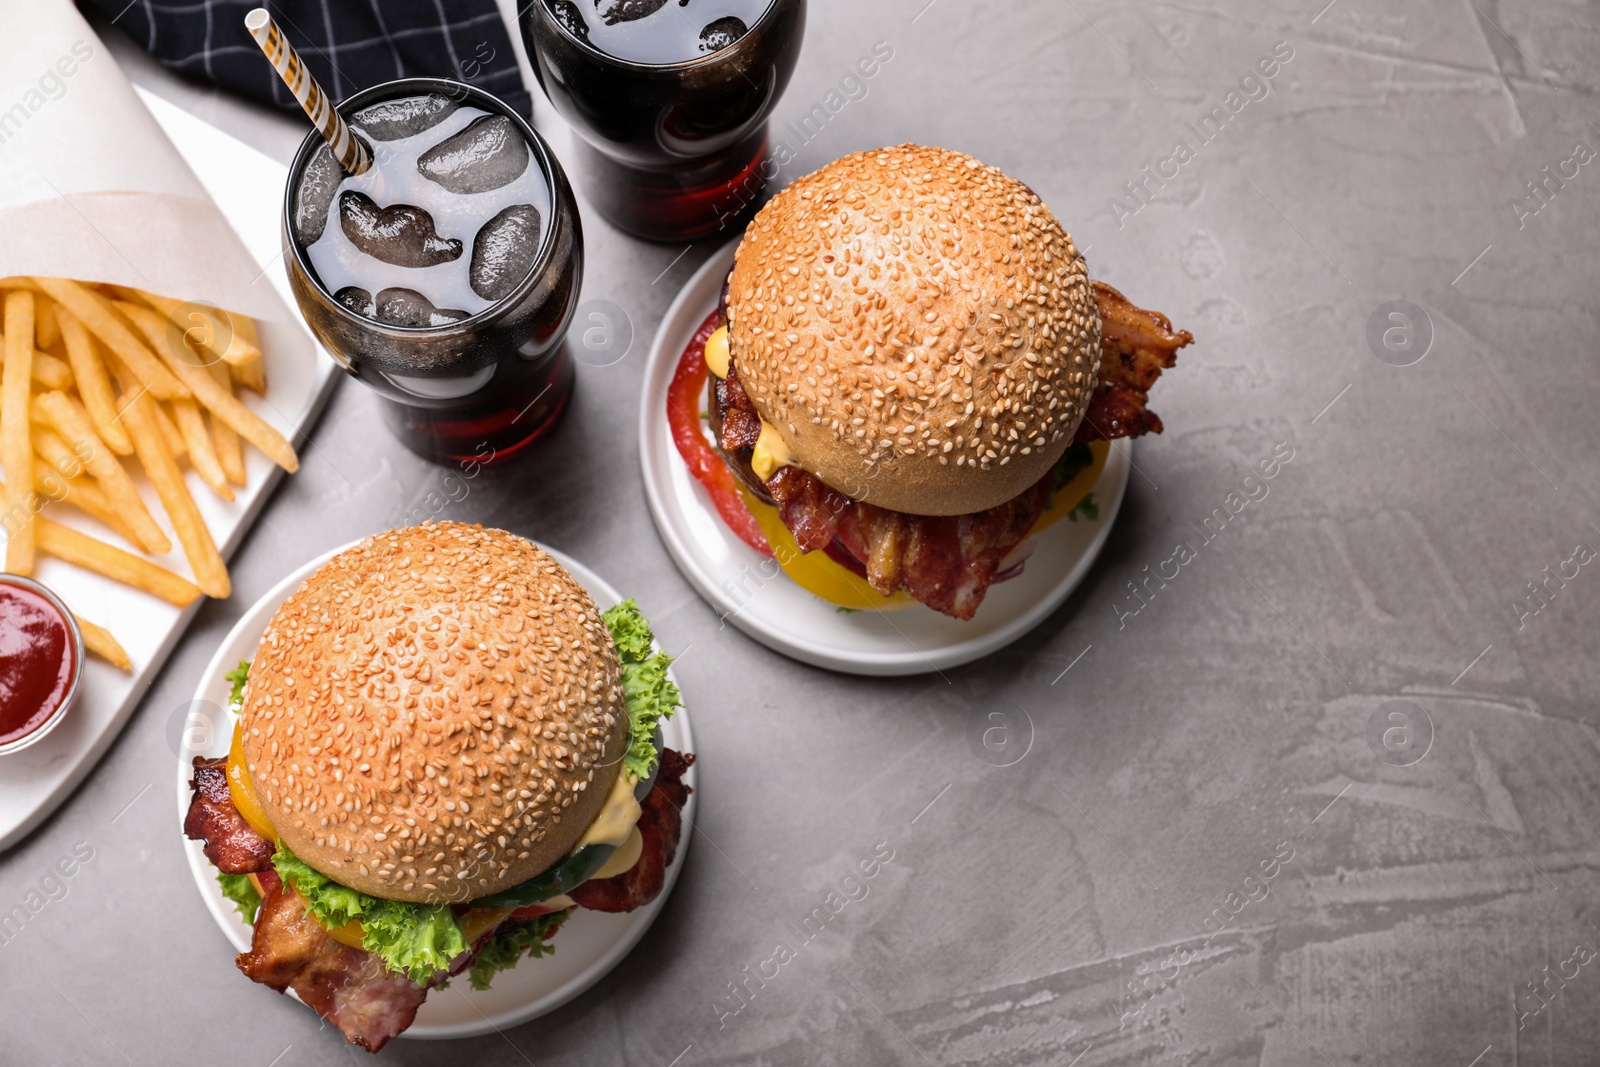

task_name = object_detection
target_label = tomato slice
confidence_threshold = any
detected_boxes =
[666,309,773,557]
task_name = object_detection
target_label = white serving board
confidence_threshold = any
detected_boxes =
[0,89,340,850]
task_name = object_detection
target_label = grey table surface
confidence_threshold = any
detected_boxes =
[5,1,1599,1064]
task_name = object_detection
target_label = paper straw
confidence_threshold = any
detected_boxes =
[244,8,371,175]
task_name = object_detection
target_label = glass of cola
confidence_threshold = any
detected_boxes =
[521,0,806,242]
[284,78,582,466]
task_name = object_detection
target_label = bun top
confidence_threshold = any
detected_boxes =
[727,144,1101,516]
[240,523,627,904]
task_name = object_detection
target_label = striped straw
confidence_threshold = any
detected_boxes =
[244,8,372,175]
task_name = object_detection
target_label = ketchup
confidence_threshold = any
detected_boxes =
[0,580,77,747]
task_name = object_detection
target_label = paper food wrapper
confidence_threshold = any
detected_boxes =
[0,3,293,322]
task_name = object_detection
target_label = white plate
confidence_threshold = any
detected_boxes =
[0,90,340,850]
[176,539,696,1041]
[637,241,1131,676]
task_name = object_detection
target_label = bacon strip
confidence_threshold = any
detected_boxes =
[184,756,274,874]
[845,478,1051,619]
[237,885,427,1053]
[1075,281,1192,444]
[715,281,1191,618]
[716,363,762,452]
[569,749,695,914]
[768,465,1052,619]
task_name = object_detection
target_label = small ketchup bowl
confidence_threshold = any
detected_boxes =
[0,575,84,756]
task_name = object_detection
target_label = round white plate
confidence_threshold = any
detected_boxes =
[637,240,1132,676]
[175,539,696,1041]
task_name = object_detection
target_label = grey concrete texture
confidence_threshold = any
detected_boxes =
[3,1,1597,1064]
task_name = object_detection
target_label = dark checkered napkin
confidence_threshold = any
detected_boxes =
[88,0,530,119]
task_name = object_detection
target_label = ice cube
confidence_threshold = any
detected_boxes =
[470,204,542,302]
[699,16,748,52]
[339,191,463,268]
[352,94,461,141]
[335,286,376,318]
[294,142,345,244]
[548,0,591,41]
[373,289,470,328]
[595,0,669,26]
[416,115,530,195]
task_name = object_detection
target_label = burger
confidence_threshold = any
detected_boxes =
[184,523,693,1051]
[667,143,1193,619]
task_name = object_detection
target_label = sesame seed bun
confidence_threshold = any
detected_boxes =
[727,144,1101,516]
[240,523,627,904]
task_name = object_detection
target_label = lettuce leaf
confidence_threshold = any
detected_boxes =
[225,660,251,713]
[468,909,570,991]
[1066,492,1099,523]
[217,871,261,924]
[601,600,683,781]
[1044,443,1094,511]
[272,845,467,985]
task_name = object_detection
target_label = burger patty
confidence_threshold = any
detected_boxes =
[708,280,1191,618]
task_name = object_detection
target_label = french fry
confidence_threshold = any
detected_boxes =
[107,357,229,598]
[230,357,267,396]
[36,517,201,607]
[31,425,88,482]
[28,460,76,503]
[229,314,266,394]
[35,299,60,351]
[42,471,144,548]
[150,400,187,461]
[74,613,131,671]
[31,350,71,391]
[124,288,264,369]
[3,290,35,573]
[0,332,73,390]
[172,398,234,501]
[10,464,144,550]
[206,362,246,486]
[55,307,133,456]
[31,278,188,400]
[35,390,170,554]
[116,301,297,473]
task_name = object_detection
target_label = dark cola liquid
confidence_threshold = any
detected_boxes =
[524,0,804,242]
[545,0,773,63]
[285,83,582,467]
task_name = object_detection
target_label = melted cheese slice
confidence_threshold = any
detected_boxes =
[750,421,795,481]
[591,827,644,880]
[704,325,730,378]
[227,721,278,844]
[574,769,642,851]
